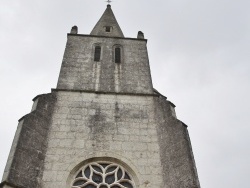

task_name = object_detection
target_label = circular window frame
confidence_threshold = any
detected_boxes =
[68,157,139,188]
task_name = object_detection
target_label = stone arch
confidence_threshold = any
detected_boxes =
[92,43,103,62]
[66,153,140,188]
[112,44,123,63]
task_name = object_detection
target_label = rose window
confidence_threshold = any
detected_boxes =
[71,162,135,188]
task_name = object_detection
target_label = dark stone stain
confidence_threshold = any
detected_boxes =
[114,102,120,120]
[87,101,113,150]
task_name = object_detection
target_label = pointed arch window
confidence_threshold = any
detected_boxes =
[94,46,101,62]
[114,47,121,63]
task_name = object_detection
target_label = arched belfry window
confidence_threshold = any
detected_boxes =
[94,46,101,62]
[71,161,135,188]
[115,47,121,63]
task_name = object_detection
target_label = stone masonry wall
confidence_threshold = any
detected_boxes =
[57,35,153,94]
[41,90,200,188]
[154,97,200,188]
[41,91,164,188]
[1,94,57,188]
[1,90,200,188]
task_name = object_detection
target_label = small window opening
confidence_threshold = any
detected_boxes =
[115,47,121,63]
[94,46,101,61]
[105,26,111,32]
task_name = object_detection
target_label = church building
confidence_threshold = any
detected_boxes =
[1,5,200,188]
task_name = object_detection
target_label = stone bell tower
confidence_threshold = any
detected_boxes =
[1,5,200,188]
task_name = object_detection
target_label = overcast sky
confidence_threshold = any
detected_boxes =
[0,0,250,187]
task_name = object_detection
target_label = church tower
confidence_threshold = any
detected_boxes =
[1,5,200,188]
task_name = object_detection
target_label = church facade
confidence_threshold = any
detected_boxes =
[1,5,200,188]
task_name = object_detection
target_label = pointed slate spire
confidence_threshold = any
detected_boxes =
[90,5,124,37]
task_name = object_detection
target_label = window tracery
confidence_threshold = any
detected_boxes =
[71,162,134,188]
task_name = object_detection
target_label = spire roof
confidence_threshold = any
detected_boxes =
[90,5,124,37]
